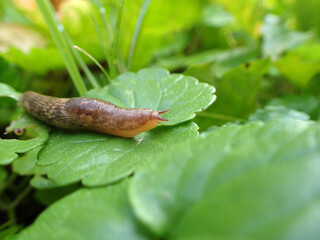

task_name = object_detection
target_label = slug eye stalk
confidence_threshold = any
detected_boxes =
[152,110,169,123]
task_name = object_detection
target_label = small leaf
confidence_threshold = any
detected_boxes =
[202,4,234,27]
[194,58,269,129]
[0,114,49,165]
[0,82,21,100]
[269,95,320,120]
[261,14,312,59]
[12,181,155,240]
[157,47,258,71]
[249,105,310,122]
[0,57,21,124]
[129,120,320,238]
[274,43,320,88]
[30,176,56,190]
[12,146,48,175]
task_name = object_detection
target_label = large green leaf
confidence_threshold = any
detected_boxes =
[0,114,49,165]
[86,69,216,125]
[38,122,198,187]
[11,181,155,240]
[35,69,214,187]
[129,120,320,239]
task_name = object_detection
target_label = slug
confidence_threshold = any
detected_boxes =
[19,91,168,138]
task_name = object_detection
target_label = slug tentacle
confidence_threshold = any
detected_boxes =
[19,91,168,138]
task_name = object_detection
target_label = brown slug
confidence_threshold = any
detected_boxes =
[19,91,168,138]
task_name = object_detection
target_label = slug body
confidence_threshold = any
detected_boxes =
[19,91,168,138]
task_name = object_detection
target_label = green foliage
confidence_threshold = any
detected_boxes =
[261,14,313,59]
[1,0,320,239]
[38,122,198,187]
[130,120,320,238]
[0,115,49,165]
[12,181,154,240]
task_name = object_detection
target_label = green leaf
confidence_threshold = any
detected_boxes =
[269,95,320,120]
[35,184,80,206]
[249,105,310,122]
[0,57,21,125]
[38,122,199,187]
[0,82,21,100]
[0,114,49,165]
[0,226,21,240]
[12,146,48,175]
[274,43,320,88]
[215,0,265,37]
[12,181,155,240]
[30,175,56,190]
[85,68,216,125]
[261,14,312,59]
[120,0,204,70]
[202,4,234,27]
[129,120,320,238]
[156,47,258,72]
[194,58,269,129]
[35,69,214,187]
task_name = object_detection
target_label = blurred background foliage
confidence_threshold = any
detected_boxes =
[0,0,319,130]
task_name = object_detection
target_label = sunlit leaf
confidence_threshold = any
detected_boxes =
[130,120,320,238]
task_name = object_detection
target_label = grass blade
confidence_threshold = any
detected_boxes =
[127,0,152,70]
[35,0,87,95]
[112,0,125,73]
[74,46,111,82]
[63,32,101,89]
[93,0,118,78]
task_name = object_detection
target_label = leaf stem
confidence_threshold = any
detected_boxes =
[35,0,87,95]
[197,112,241,122]
[74,46,111,82]
[63,32,101,89]
[11,185,32,208]
[127,0,151,70]
[93,0,118,78]
[112,0,125,72]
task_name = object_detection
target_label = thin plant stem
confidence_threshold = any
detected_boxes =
[35,0,87,95]
[63,32,101,89]
[74,46,111,81]
[197,112,241,122]
[127,0,151,69]
[0,173,17,196]
[112,0,125,72]
[7,206,16,225]
[91,14,116,79]
[93,0,118,78]
[0,220,12,230]
[11,185,32,208]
